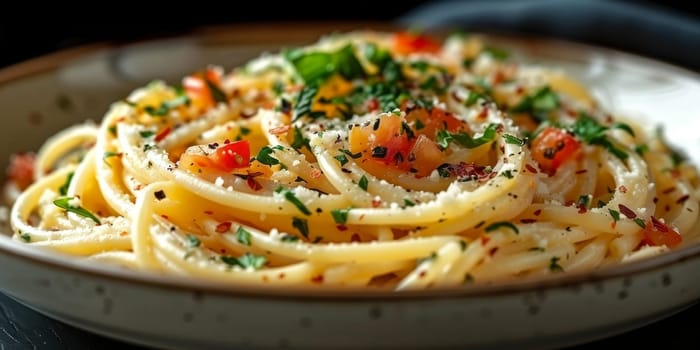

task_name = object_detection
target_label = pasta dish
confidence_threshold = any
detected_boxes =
[7,31,700,290]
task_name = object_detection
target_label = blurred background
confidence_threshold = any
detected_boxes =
[0,0,698,70]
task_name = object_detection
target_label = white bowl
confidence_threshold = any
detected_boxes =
[1,25,699,349]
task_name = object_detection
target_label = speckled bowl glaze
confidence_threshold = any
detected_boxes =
[0,25,699,350]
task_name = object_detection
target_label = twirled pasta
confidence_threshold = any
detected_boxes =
[9,31,700,290]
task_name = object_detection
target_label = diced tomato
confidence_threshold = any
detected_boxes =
[180,140,250,173]
[641,216,682,248]
[349,112,446,177]
[393,32,442,55]
[405,107,469,139]
[6,152,35,190]
[183,67,225,111]
[530,127,581,175]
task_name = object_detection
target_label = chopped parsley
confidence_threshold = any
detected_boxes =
[549,256,564,272]
[502,134,524,146]
[331,207,352,224]
[256,146,282,165]
[58,172,74,196]
[53,197,101,224]
[19,232,31,243]
[292,217,310,238]
[291,127,310,151]
[280,234,300,243]
[285,44,365,83]
[482,46,510,60]
[205,79,227,103]
[510,86,559,120]
[335,154,349,166]
[292,83,319,121]
[236,227,252,246]
[570,113,628,160]
[358,175,369,191]
[403,199,415,207]
[485,221,519,234]
[634,218,646,228]
[609,209,621,222]
[186,234,201,248]
[275,187,311,215]
[221,253,267,270]
[143,86,190,116]
[437,123,498,149]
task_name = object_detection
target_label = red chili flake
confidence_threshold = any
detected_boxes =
[618,185,628,194]
[662,186,676,194]
[278,273,286,280]
[653,197,659,204]
[565,108,577,117]
[268,125,291,135]
[480,235,491,245]
[215,222,232,233]
[575,169,588,174]
[520,218,536,224]
[651,216,669,232]
[618,204,637,219]
[246,177,263,191]
[310,168,323,179]
[371,198,382,208]
[493,70,506,85]
[204,210,214,215]
[578,204,587,214]
[525,164,538,174]
[160,214,169,219]
[515,86,525,95]
[450,91,464,103]
[676,194,690,204]
[477,107,488,120]
[154,126,171,142]
[533,209,542,216]
[438,162,491,180]
[350,233,361,242]
[311,275,324,283]
[336,225,348,231]
[418,271,427,278]
[489,247,499,256]
[665,204,671,212]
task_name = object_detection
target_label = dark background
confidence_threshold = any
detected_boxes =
[0,0,698,349]
[0,0,698,70]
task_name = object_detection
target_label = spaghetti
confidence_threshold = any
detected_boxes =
[9,31,700,290]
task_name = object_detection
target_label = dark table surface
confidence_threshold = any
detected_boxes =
[0,291,696,349]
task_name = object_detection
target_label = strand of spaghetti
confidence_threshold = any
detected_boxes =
[33,123,98,179]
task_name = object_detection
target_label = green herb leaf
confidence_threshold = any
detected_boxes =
[403,199,415,207]
[205,79,227,103]
[143,87,190,116]
[549,256,564,272]
[503,134,524,146]
[334,154,349,166]
[280,234,299,242]
[500,170,514,179]
[510,86,559,118]
[293,83,319,121]
[529,247,546,252]
[140,130,155,138]
[485,221,519,234]
[612,123,635,137]
[634,144,649,156]
[58,172,74,196]
[186,234,201,248]
[276,187,311,215]
[286,44,365,83]
[331,207,351,224]
[236,226,252,246]
[358,175,369,191]
[571,114,628,160]
[53,197,101,224]
[19,232,31,243]
[256,146,280,165]
[292,217,310,238]
[439,123,498,149]
[609,209,621,222]
[634,218,646,228]
[291,127,310,151]
[221,253,267,270]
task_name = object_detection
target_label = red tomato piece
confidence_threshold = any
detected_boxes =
[531,127,581,175]
[641,216,682,248]
[7,152,35,190]
[393,32,442,55]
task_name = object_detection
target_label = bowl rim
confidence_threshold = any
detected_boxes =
[1,22,699,301]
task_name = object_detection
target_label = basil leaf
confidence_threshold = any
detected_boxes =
[53,197,101,224]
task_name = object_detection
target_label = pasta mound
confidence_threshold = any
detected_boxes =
[9,31,700,290]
